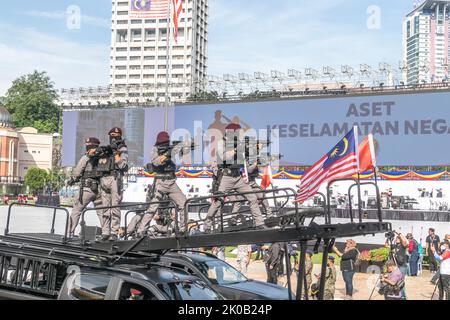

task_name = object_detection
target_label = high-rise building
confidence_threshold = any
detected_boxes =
[403,0,450,84]
[110,0,208,103]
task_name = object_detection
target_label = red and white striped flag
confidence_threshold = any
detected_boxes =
[296,127,359,203]
[260,165,273,190]
[172,0,183,43]
[130,0,169,19]
[358,133,377,173]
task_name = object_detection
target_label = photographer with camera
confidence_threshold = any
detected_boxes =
[132,131,191,237]
[99,127,128,241]
[384,231,409,299]
[385,231,409,275]
[379,260,405,300]
[68,137,104,237]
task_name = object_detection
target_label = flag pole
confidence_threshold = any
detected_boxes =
[354,126,363,222]
[164,0,172,132]
[368,134,382,222]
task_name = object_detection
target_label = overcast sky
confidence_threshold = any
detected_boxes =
[0,0,417,95]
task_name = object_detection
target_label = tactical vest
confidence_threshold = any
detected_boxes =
[154,146,177,175]
[82,158,104,180]
[95,153,116,174]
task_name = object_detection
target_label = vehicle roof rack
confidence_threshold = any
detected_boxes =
[0,179,391,301]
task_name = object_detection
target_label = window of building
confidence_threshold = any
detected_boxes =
[145,19,156,24]
[116,30,128,43]
[116,56,127,61]
[131,19,142,24]
[117,11,129,15]
[144,56,155,60]
[145,29,156,41]
[131,29,142,42]
[117,20,128,25]
[159,28,167,40]
[130,56,141,61]
[116,47,127,52]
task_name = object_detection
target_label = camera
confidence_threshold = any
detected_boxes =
[385,230,396,240]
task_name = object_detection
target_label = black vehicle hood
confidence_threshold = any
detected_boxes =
[222,280,291,300]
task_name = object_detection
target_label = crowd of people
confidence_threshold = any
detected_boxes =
[194,227,448,301]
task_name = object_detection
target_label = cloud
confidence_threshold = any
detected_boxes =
[0,25,109,95]
[24,10,110,29]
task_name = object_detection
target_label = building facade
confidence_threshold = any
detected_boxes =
[17,127,53,179]
[0,106,54,194]
[110,0,209,103]
[0,107,19,181]
[403,0,450,84]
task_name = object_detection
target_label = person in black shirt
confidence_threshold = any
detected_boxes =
[426,228,441,273]
[333,239,359,300]
[263,242,284,284]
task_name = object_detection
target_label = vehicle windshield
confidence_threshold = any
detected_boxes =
[158,280,223,300]
[194,259,247,285]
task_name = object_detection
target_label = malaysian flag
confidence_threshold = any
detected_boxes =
[130,0,169,19]
[172,0,183,42]
[296,127,359,203]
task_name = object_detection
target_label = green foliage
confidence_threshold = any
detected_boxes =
[47,168,68,191]
[369,247,390,262]
[24,168,49,195]
[187,91,219,102]
[4,71,60,133]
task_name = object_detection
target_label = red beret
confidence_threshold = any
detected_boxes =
[130,288,141,295]
[108,127,122,135]
[156,131,170,145]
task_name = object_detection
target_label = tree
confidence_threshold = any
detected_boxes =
[4,71,60,133]
[187,91,219,102]
[47,168,67,192]
[24,168,49,195]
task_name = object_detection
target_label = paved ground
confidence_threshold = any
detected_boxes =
[226,258,439,300]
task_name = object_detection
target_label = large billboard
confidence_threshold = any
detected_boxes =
[62,90,450,167]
